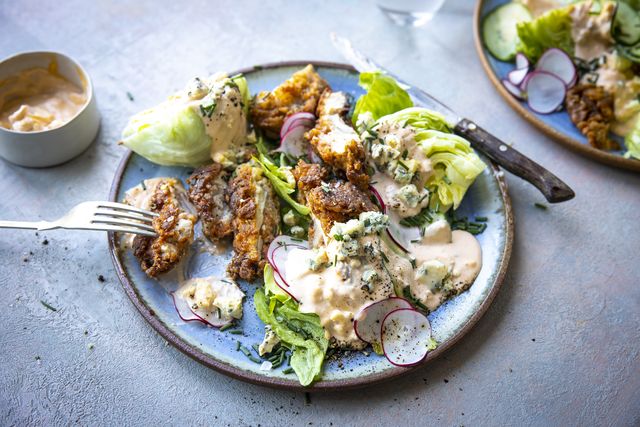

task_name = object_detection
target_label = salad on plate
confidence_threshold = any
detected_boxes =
[116,65,489,386]
[482,0,640,160]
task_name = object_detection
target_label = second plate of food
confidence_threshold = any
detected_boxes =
[109,61,513,390]
[474,0,640,172]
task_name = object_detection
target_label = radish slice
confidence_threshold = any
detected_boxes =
[269,245,307,287]
[171,291,232,328]
[526,71,566,114]
[273,270,300,303]
[171,291,204,323]
[354,297,413,346]
[280,112,315,139]
[274,123,313,158]
[507,67,529,86]
[536,48,576,88]
[369,184,416,253]
[502,79,526,100]
[515,52,530,70]
[369,185,386,213]
[381,308,432,367]
[267,235,309,274]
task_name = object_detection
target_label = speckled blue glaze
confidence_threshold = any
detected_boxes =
[478,0,626,154]
[111,64,510,388]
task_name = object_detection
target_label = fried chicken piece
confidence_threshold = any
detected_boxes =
[305,90,369,189]
[565,83,619,151]
[292,160,329,202]
[250,65,329,138]
[125,178,196,278]
[305,180,378,235]
[226,163,280,281]
[187,163,233,241]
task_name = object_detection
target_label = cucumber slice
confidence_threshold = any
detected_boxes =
[482,2,533,62]
[611,1,640,46]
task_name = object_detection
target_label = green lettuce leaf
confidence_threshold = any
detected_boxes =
[254,284,328,386]
[120,102,212,167]
[253,138,310,215]
[516,7,574,62]
[231,74,251,115]
[418,130,487,210]
[379,107,453,133]
[352,71,413,126]
[625,121,640,160]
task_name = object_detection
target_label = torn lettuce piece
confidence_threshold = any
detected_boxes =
[254,284,328,386]
[352,71,413,126]
[253,138,310,216]
[516,7,574,62]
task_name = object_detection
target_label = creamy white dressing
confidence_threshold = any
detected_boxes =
[285,234,413,348]
[167,73,247,164]
[521,0,568,17]
[409,220,482,311]
[569,1,615,61]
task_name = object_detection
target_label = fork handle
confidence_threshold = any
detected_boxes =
[454,119,575,203]
[0,220,50,230]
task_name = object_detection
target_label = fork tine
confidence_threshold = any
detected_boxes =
[95,201,159,218]
[88,224,157,237]
[94,210,154,224]
[91,218,156,232]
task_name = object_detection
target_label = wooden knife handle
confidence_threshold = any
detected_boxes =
[454,119,575,203]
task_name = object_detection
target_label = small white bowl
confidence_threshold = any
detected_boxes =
[0,51,100,167]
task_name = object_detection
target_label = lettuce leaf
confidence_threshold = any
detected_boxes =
[120,102,212,167]
[254,280,328,386]
[253,138,310,215]
[516,7,574,62]
[231,74,251,115]
[352,71,413,126]
[417,130,487,210]
[624,121,640,160]
[379,107,453,133]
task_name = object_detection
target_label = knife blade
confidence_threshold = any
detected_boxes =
[330,33,575,203]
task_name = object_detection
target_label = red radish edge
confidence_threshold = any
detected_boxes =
[526,71,567,114]
[502,79,526,100]
[381,308,432,367]
[171,291,231,328]
[385,229,409,253]
[369,185,386,213]
[507,67,530,86]
[535,47,576,88]
[281,112,315,139]
[353,297,413,343]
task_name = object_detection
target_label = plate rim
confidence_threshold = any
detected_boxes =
[107,60,515,391]
[473,0,640,173]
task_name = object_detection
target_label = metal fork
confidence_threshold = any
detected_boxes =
[0,201,158,237]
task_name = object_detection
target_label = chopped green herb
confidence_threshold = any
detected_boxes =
[235,340,241,351]
[282,367,295,374]
[534,202,548,210]
[126,91,134,101]
[220,323,235,332]
[399,207,434,228]
[40,300,57,312]
[474,216,488,222]
[228,329,244,335]
[199,100,217,118]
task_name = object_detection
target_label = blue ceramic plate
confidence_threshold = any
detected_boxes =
[108,61,514,391]
[474,0,640,172]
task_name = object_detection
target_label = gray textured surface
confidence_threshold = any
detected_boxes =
[0,0,638,425]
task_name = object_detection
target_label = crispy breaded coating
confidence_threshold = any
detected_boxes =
[187,163,233,241]
[250,65,329,138]
[292,160,329,201]
[305,180,378,235]
[226,163,280,281]
[305,90,369,189]
[130,179,196,277]
[565,83,619,151]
